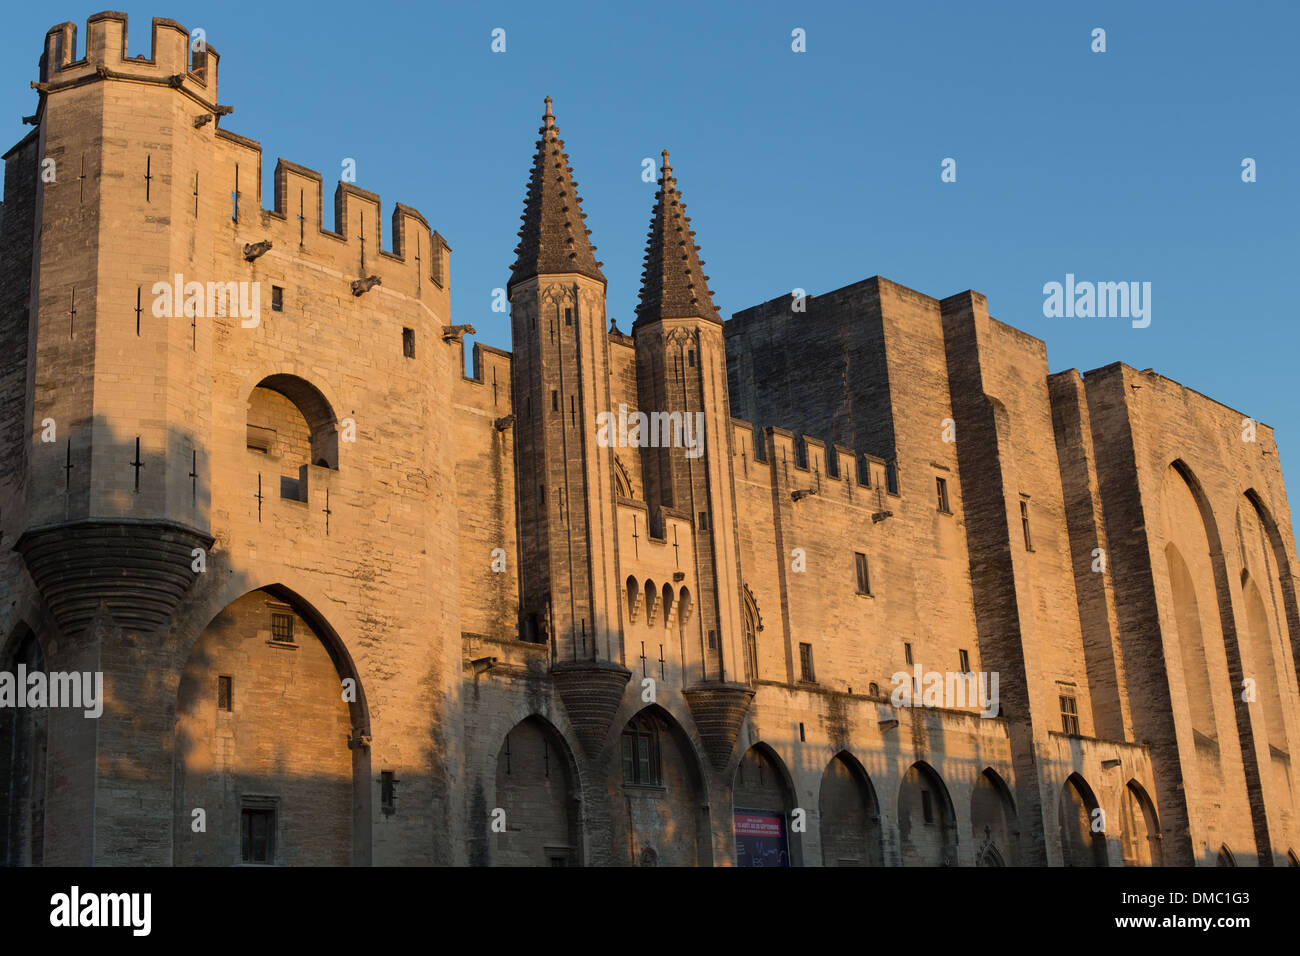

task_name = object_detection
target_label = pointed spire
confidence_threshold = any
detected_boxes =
[635,149,720,326]
[508,97,605,292]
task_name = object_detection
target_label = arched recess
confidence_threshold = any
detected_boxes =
[1217,844,1237,867]
[971,768,1020,866]
[742,586,761,684]
[612,705,711,866]
[173,585,372,866]
[1163,461,1271,861]
[246,374,340,501]
[0,624,47,866]
[898,761,958,866]
[734,743,802,866]
[818,752,883,866]
[1242,489,1300,691]
[493,716,582,866]
[1165,543,1218,742]
[1120,780,1162,866]
[1059,773,1107,867]
[1240,571,1290,794]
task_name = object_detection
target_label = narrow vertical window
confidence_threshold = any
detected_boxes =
[1020,498,1033,550]
[921,790,933,824]
[271,286,284,312]
[240,808,274,863]
[936,476,950,513]
[958,649,970,673]
[564,307,572,326]
[551,390,559,412]
[799,643,815,682]
[402,327,415,358]
[904,641,913,665]
[855,551,870,595]
[698,511,708,531]
[380,771,397,814]
[217,675,232,712]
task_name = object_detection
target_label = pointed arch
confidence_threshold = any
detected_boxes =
[734,742,802,866]
[741,585,761,683]
[898,760,958,866]
[614,704,710,866]
[1217,844,1237,867]
[818,751,883,866]
[173,584,371,866]
[971,768,1020,866]
[1120,780,1162,866]
[1059,773,1107,866]
[0,622,47,866]
[493,715,582,866]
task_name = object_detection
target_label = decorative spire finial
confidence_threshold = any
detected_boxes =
[661,148,671,177]
[543,96,554,128]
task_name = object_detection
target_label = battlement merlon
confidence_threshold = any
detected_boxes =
[202,134,450,301]
[39,13,220,108]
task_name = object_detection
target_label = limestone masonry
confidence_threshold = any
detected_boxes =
[2,13,1298,867]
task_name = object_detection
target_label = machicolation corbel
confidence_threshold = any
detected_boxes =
[243,240,272,262]
[351,275,381,296]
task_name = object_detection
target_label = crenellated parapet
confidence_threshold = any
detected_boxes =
[37,13,220,111]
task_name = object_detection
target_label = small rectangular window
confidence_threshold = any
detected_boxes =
[959,649,970,673]
[402,327,415,358]
[241,808,274,863]
[707,630,717,649]
[381,771,397,814]
[799,643,815,682]
[921,790,933,824]
[904,642,913,666]
[552,390,559,411]
[688,349,695,368]
[855,552,871,595]
[936,476,950,513]
[564,307,572,326]
[799,722,806,742]
[1060,694,1080,735]
[698,511,709,531]
[217,675,232,712]
[271,286,283,312]
[271,612,294,643]
[1021,498,1033,551]
[886,460,899,495]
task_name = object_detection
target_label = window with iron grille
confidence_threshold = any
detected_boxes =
[799,642,816,682]
[217,675,232,712]
[271,612,294,643]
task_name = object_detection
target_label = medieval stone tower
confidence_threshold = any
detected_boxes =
[2,14,1298,868]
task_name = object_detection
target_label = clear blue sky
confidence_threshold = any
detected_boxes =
[4,1,1297,530]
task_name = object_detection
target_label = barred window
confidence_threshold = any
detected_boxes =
[271,612,294,643]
